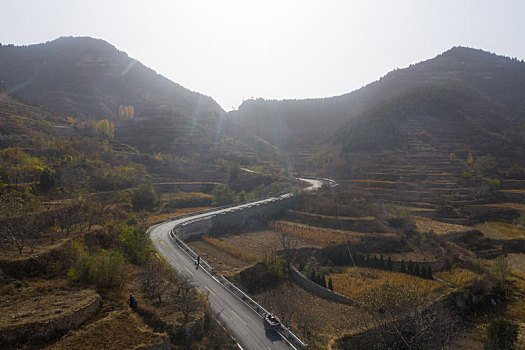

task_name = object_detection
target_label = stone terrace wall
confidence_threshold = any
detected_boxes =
[178,217,213,241]
[0,294,101,348]
[291,267,354,306]
[177,196,295,240]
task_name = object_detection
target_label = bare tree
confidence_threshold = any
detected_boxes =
[295,307,320,343]
[172,275,204,324]
[0,188,41,255]
[142,257,176,305]
[55,199,86,236]
[280,233,298,273]
[357,282,458,349]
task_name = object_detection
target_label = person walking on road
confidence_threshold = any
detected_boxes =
[196,255,200,269]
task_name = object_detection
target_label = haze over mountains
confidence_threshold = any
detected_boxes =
[0,37,282,182]
[229,47,525,155]
[0,36,224,120]
[1,37,524,179]
[2,35,525,350]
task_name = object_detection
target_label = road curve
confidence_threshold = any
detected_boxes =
[149,178,324,350]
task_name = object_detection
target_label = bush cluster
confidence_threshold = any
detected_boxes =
[68,241,126,289]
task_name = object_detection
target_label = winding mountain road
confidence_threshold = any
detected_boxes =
[149,178,324,350]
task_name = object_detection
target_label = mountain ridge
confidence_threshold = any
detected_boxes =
[0,36,225,120]
[228,46,525,153]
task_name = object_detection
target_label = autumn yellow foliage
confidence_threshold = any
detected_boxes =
[118,105,134,119]
[95,119,114,138]
[434,268,479,287]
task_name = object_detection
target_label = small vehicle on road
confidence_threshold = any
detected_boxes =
[263,313,281,331]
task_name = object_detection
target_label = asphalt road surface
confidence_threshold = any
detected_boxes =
[150,178,324,349]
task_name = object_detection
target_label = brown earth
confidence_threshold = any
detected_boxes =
[0,285,98,329]
[218,229,320,256]
[189,230,318,276]
[188,240,250,277]
[254,281,367,347]
[508,253,525,273]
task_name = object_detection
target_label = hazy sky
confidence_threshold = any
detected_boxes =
[1,0,524,110]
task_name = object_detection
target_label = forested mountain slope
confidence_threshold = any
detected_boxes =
[0,36,223,120]
[0,37,281,182]
[228,47,525,153]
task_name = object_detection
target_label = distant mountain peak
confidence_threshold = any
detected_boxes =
[435,45,523,66]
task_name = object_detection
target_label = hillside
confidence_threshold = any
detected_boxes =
[228,47,525,226]
[0,37,283,182]
[0,36,223,120]
[228,46,525,153]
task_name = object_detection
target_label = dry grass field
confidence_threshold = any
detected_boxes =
[254,281,368,347]
[217,229,319,256]
[159,192,212,201]
[434,268,479,287]
[202,236,258,263]
[413,216,468,235]
[508,253,525,273]
[45,310,168,350]
[328,266,450,300]
[270,220,366,246]
[475,222,525,240]
[188,240,250,276]
[0,279,98,329]
[189,230,319,275]
[145,207,211,225]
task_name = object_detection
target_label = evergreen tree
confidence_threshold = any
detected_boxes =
[358,254,365,266]
[408,260,414,274]
[400,260,406,273]
[414,263,420,277]
[387,256,393,271]
[328,277,333,291]
[38,168,56,192]
[425,266,432,279]
[380,254,385,269]
[373,255,379,268]
[321,275,327,288]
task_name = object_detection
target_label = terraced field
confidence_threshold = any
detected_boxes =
[316,118,525,226]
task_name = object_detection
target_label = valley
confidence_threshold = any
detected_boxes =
[0,37,524,350]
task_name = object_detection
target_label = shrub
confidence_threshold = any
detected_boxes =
[485,319,519,350]
[490,255,510,289]
[38,168,56,192]
[132,183,157,211]
[517,212,525,229]
[68,241,127,290]
[119,226,153,265]
[212,184,238,206]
